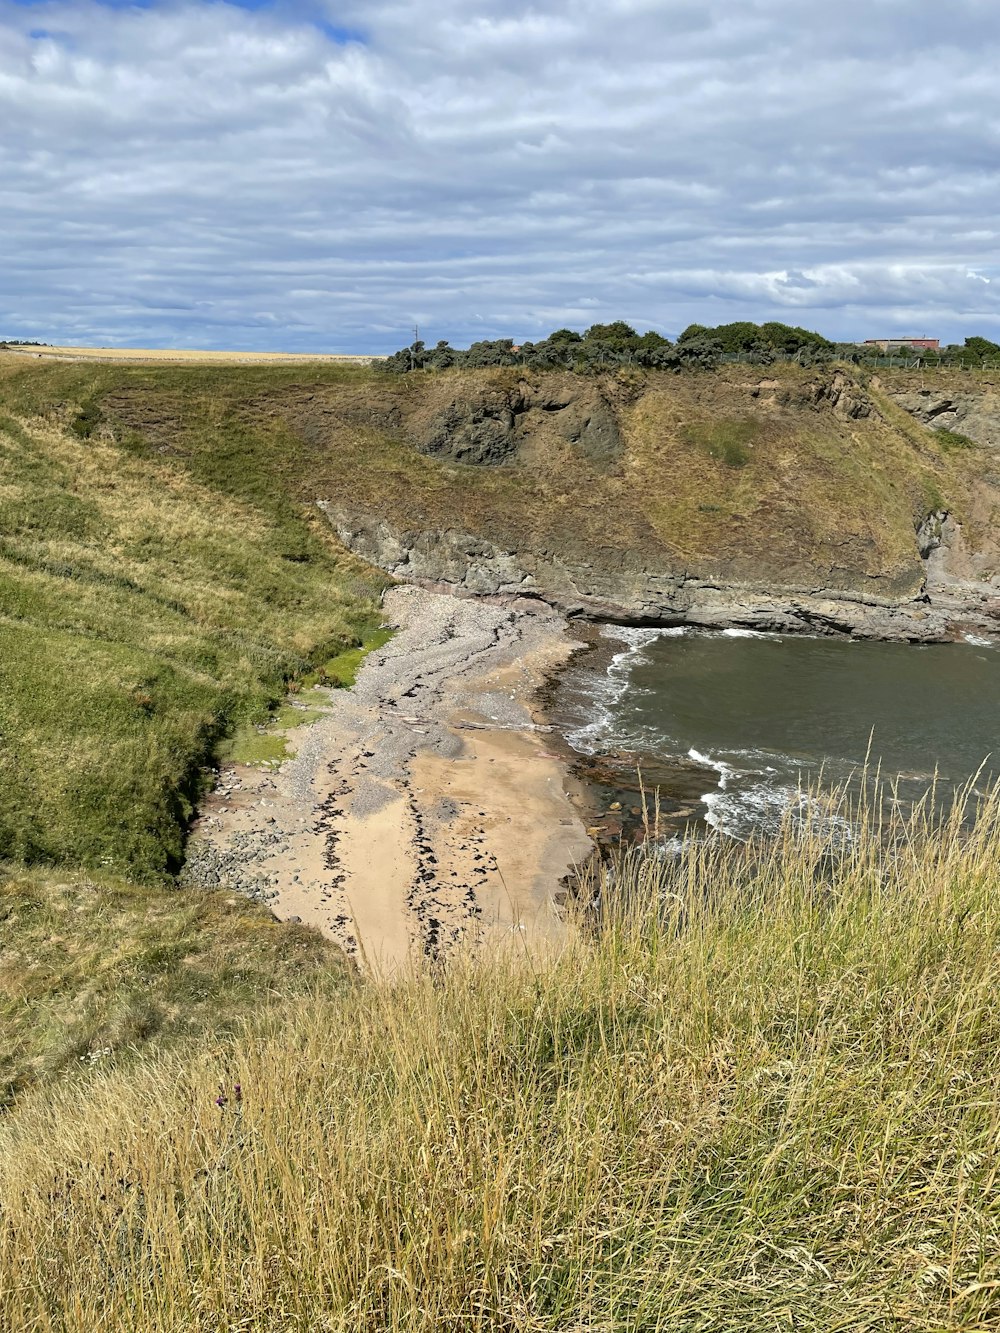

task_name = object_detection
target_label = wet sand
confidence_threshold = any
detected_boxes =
[184,586,593,975]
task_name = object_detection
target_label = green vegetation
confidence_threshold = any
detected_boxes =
[69,396,104,439]
[384,319,838,374]
[0,865,349,1108]
[218,696,328,767]
[218,727,292,767]
[3,794,1000,1330]
[934,427,978,452]
[677,319,835,363]
[322,625,395,687]
[215,629,397,767]
[963,335,1000,356]
[0,357,387,878]
[385,324,1000,374]
[681,416,759,468]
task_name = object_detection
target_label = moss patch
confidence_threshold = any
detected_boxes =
[680,415,760,468]
[218,696,329,768]
[322,626,395,688]
[935,427,978,451]
[218,729,292,767]
[215,635,393,771]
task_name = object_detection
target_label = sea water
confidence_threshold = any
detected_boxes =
[556,625,1000,841]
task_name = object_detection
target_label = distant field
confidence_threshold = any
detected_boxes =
[3,344,382,365]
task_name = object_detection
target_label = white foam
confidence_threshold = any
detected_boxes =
[688,747,737,788]
[963,634,995,647]
[566,625,676,754]
[721,627,780,640]
[688,746,742,831]
[687,744,853,843]
[651,833,700,858]
[702,781,799,839]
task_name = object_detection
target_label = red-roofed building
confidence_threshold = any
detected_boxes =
[863,337,940,351]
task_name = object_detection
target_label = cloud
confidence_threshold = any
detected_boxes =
[2,0,999,349]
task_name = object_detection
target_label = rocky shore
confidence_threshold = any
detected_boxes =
[183,586,593,974]
[321,506,1000,644]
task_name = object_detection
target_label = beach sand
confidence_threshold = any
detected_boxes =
[184,586,593,975]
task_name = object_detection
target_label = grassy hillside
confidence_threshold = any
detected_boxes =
[0,355,386,877]
[0,866,349,1108]
[4,356,989,607]
[10,356,985,601]
[3,356,1000,1328]
[2,797,1000,1331]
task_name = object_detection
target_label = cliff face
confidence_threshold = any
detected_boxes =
[890,386,1000,450]
[302,366,1000,640]
[94,362,1000,640]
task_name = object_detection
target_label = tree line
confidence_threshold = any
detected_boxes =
[380,322,1000,374]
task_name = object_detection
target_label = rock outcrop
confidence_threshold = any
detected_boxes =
[413,386,529,465]
[319,502,999,642]
[407,377,622,467]
[892,387,1000,448]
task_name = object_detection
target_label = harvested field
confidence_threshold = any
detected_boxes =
[3,345,381,365]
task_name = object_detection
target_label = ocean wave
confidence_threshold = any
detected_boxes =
[565,625,672,754]
[720,627,782,640]
[688,745,852,843]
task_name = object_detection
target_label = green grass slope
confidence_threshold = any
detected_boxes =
[0,356,386,877]
[0,867,349,1108]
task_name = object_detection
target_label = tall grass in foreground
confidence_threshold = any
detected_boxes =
[4,789,1000,1331]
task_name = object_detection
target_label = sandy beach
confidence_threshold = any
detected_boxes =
[184,586,593,974]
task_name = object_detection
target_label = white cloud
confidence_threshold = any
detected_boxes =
[2,0,999,349]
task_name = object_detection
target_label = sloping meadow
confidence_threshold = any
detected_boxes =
[2,793,1000,1331]
[0,358,385,875]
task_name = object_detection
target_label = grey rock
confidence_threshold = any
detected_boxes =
[408,378,622,468]
[893,388,1000,449]
[416,387,528,465]
[319,502,1000,643]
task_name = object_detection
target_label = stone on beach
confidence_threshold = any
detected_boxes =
[183,586,592,976]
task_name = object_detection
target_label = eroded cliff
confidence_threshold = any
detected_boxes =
[89,361,1000,639]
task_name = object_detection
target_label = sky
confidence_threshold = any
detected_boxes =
[2,0,999,352]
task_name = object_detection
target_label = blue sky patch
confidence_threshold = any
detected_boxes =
[3,0,999,353]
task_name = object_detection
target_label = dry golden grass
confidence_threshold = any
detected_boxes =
[3,787,1000,1331]
[5,346,380,365]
